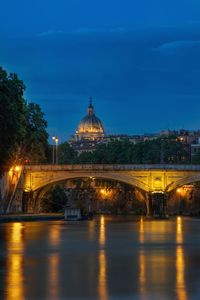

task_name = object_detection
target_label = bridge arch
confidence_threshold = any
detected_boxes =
[24,171,150,193]
[167,174,200,192]
[26,174,149,213]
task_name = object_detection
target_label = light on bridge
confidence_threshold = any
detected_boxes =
[15,166,20,172]
[101,189,107,195]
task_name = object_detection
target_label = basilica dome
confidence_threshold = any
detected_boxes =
[75,99,104,141]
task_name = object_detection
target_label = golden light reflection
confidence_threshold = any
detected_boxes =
[99,216,106,247]
[98,250,108,300]
[139,250,147,300]
[139,217,147,299]
[49,225,61,247]
[48,225,61,299]
[176,217,187,300]
[139,217,144,244]
[98,216,108,300]
[88,220,95,241]
[6,223,24,300]
[48,254,59,300]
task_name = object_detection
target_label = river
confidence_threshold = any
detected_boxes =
[0,216,200,300]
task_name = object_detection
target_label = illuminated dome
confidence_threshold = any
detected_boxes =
[75,99,104,141]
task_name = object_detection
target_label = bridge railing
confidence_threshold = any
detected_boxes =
[24,164,200,171]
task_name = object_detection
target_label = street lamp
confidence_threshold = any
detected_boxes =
[55,137,59,164]
[52,136,59,164]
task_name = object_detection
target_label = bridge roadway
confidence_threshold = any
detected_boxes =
[10,164,200,215]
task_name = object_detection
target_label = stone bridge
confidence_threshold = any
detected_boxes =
[7,164,200,215]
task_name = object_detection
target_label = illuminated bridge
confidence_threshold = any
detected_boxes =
[7,164,200,215]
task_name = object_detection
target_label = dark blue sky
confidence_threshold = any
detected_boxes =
[1,0,200,141]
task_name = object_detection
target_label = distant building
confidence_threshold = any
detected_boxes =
[70,99,105,153]
[74,98,104,141]
[69,100,200,158]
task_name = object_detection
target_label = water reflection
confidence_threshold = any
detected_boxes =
[1,217,199,299]
[176,217,187,300]
[98,216,108,300]
[48,225,61,299]
[139,217,144,244]
[88,220,96,241]
[49,224,61,247]
[6,223,24,300]
[48,254,59,300]
[139,217,147,299]
[99,215,106,247]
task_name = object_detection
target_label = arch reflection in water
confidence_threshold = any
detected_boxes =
[176,217,187,300]
[6,223,25,300]
[98,216,108,300]
[48,225,61,299]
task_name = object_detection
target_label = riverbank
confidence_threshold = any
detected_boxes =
[0,213,64,222]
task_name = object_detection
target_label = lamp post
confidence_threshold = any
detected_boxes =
[52,136,55,164]
[52,136,59,164]
[55,137,59,164]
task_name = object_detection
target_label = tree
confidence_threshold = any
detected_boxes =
[22,103,49,163]
[40,184,68,212]
[0,67,26,169]
[191,149,200,164]
[74,138,188,165]
[58,142,77,164]
[0,66,49,170]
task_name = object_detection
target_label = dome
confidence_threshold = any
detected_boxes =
[76,99,104,141]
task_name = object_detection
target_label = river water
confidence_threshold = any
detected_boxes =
[0,216,200,300]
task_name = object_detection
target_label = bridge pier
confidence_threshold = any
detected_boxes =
[22,191,38,213]
[147,192,167,218]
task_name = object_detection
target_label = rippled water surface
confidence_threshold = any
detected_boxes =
[0,216,200,300]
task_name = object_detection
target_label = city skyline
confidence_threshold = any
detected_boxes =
[0,0,200,141]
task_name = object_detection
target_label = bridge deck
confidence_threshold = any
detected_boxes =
[24,164,200,171]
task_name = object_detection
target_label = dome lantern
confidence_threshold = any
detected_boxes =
[88,97,94,116]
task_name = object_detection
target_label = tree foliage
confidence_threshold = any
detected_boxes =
[0,67,26,168]
[0,66,49,169]
[58,142,77,164]
[40,184,68,212]
[74,138,188,164]
[22,103,49,163]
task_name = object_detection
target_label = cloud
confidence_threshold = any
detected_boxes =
[1,24,200,140]
[36,27,126,38]
[36,30,65,37]
[157,39,200,54]
[75,27,125,34]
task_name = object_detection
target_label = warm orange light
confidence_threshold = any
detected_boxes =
[176,216,187,300]
[101,189,106,195]
[99,216,105,246]
[15,166,20,172]
[8,168,13,177]
[177,188,181,194]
